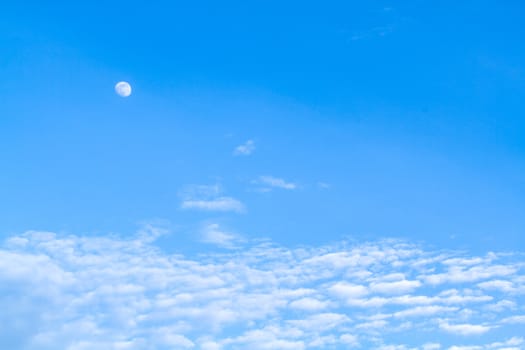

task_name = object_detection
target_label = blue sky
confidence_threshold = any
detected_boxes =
[1,1,525,349]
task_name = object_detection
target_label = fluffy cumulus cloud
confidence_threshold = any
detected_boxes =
[0,230,524,350]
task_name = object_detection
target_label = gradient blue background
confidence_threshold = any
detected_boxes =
[1,0,524,252]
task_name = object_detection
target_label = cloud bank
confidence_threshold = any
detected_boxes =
[0,230,524,350]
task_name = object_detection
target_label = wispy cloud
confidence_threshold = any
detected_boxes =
[345,6,403,42]
[201,223,241,248]
[180,184,245,213]
[1,231,524,349]
[233,140,255,156]
[350,25,394,41]
[181,197,245,212]
[317,182,331,190]
[501,315,525,324]
[254,175,297,191]
[438,321,492,336]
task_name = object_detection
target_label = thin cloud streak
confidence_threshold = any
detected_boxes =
[181,197,245,213]
[179,184,245,213]
[255,176,297,190]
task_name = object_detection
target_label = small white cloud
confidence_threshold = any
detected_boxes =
[356,319,388,330]
[369,279,422,294]
[340,334,359,347]
[288,313,350,332]
[477,280,516,293]
[181,197,245,213]
[158,333,195,348]
[486,337,524,348]
[448,346,482,350]
[439,321,491,336]
[501,315,525,324]
[136,222,170,242]
[289,297,329,311]
[201,224,240,248]
[233,140,255,156]
[180,184,245,213]
[317,182,331,189]
[329,282,369,299]
[393,306,457,318]
[484,299,516,312]
[255,176,297,190]
[423,264,517,285]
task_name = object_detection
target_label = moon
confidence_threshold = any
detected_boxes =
[115,81,132,97]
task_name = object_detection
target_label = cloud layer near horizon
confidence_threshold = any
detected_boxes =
[0,229,524,350]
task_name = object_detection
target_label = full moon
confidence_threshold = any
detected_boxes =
[115,81,132,97]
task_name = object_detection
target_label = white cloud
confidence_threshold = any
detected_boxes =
[477,280,516,293]
[423,265,517,285]
[356,319,388,330]
[329,282,369,299]
[370,279,422,294]
[233,140,255,156]
[487,337,524,348]
[484,299,516,312]
[501,315,525,324]
[287,313,350,332]
[340,334,359,347]
[393,306,458,318]
[157,333,194,348]
[181,197,245,212]
[200,224,240,248]
[288,297,329,311]
[0,231,523,350]
[308,334,337,347]
[444,337,524,350]
[255,176,297,190]
[179,184,245,213]
[439,321,491,336]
